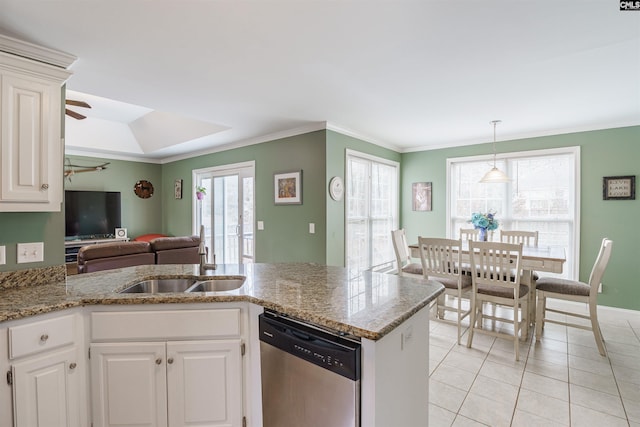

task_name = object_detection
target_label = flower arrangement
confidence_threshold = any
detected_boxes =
[469,212,499,241]
[196,185,207,200]
[469,211,499,231]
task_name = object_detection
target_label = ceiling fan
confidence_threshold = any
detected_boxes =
[65,99,91,120]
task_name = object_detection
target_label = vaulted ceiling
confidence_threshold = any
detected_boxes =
[1,1,638,162]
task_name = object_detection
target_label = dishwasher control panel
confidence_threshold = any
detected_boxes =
[259,311,361,380]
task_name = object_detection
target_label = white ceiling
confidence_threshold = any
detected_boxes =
[1,1,639,163]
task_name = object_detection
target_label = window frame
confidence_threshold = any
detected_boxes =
[446,146,580,279]
[345,149,400,273]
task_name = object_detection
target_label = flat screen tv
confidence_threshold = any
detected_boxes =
[65,190,121,240]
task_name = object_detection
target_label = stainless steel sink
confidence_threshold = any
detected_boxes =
[186,277,246,292]
[119,278,197,294]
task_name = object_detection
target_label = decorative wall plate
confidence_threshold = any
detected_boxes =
[134,180,154,199]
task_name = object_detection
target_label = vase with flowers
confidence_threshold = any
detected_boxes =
[196,185,207,200]
[469,211,499,241]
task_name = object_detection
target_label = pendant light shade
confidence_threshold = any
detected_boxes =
[480,120,510,183]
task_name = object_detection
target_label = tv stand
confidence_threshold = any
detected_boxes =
[64,237,130,264]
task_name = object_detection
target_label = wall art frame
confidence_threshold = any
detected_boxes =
[412,182,432,211]
[274,170,302,205]
[174,179,183,199]
[603,175,635,200]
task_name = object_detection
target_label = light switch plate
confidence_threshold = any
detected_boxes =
[309,223,315,234]
[17,242,44,264]
[257,221,264,230]
[0,246,5,265]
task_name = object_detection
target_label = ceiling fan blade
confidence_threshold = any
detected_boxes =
[65,99,91,109]
[65,108,87,120]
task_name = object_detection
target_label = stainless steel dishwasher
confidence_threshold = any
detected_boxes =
[259,310,361,427]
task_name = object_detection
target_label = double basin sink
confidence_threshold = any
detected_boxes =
[119,277,245,294]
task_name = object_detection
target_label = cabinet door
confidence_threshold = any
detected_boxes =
[167,340,243,427]
[12,347,81,427]
[0,71,62,211]
[90,342,168,427]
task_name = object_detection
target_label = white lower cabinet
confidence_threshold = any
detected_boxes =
[12,347,82,427]
[90,342,167,427]
[167,340,243,427]
[3,311,86,427]
[91,339,243,427]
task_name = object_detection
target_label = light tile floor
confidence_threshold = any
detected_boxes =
[428,299,640,426]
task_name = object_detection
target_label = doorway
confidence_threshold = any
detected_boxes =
[193,161,255,264]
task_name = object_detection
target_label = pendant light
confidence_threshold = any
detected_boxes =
[479,120,510,183]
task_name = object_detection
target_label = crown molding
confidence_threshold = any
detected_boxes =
[0,33,76,69]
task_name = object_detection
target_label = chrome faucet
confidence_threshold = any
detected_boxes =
[199,225,217,274]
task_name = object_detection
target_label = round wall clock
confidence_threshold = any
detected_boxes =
[329,176,344,201]
[134,180,154,199]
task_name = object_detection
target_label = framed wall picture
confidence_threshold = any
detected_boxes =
[274,171,302,205]
[412,182,432,211]
[174,179,183,199]
[603,175,635,200]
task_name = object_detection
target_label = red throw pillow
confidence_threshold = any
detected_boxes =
[133,233,167,242]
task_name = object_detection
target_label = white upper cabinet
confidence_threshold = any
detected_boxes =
[0,35,74,212]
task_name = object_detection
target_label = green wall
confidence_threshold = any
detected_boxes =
[64,155,164,238]
[325,130,402,266]
[0,211,64,271]
[162,131,328,263]
[401,126,640,311]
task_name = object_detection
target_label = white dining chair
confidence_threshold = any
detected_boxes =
[459,228,479,242]
[500,230,539,247]
[418,237,472,344]
[391,229,423,277]
[535,238,613,356]
[500,230,539,324]
[467,241,529,361]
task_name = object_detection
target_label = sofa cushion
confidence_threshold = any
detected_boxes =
[150,235,200,251]
[77,241,154,274]
[80,253,156,274]
[77,241,152,262]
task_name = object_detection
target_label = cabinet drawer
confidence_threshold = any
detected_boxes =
[91,309,241,341]
[9,314,76,359]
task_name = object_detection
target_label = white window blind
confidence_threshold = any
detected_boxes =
[447,147,580,279]
[346,150,399,276]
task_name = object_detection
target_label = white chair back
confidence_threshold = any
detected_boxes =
[418,237,463,281]
[460,228,479,241]
[391,229,425,277]
[588,238,613,296]
[469,241,523,295]
[500,230,539,247]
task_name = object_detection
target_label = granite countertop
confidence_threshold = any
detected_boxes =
[0,263,444,340]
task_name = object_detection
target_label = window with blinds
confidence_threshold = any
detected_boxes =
[447,147,580,279]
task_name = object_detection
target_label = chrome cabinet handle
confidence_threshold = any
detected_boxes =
[69,362,77,370]
[167,357,174,364]
[40,334,49,342]
[155,358,162,365]
[41,184,49,190]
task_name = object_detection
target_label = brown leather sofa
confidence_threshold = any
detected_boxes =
[150,235,200,264]
[76,235,201,274]
[77,241,155,274]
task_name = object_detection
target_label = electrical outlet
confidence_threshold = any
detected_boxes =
[257,221,264,230]
[17,242,44,264]
[0,246,5,265]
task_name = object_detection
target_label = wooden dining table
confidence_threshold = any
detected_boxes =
[409,243,566,327]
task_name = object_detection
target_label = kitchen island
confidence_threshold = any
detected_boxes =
[0,263,444,426]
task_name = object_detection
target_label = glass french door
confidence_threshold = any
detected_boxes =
[195,163,254,264]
